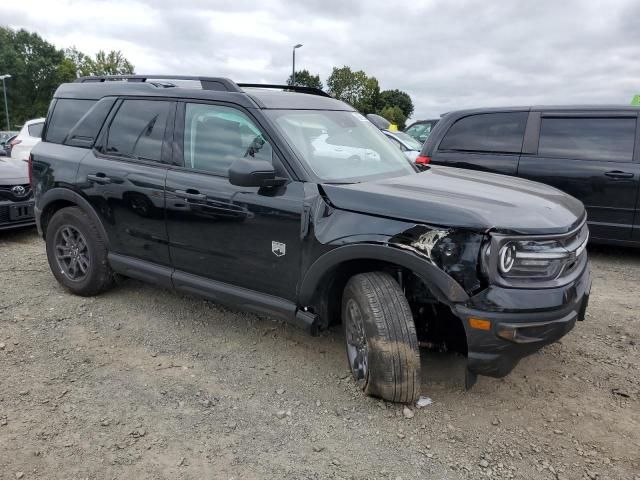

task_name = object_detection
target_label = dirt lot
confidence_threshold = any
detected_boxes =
[0,228,638,480]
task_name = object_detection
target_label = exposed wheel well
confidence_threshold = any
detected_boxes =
[40,199,76,238]
[312,259,468,356]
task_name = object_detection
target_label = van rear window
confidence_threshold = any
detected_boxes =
[45,99,96,144]
[439,112,528,154]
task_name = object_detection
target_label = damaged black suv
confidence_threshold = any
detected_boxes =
[31,76,591,403]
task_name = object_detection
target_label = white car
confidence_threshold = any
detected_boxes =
[10,118,45,162]
[311,133,381,163]
[382,130,422,162]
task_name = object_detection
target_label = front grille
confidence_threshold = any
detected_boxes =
[0,184,32,202]
[558,223,589,279]
[0,205,9,223]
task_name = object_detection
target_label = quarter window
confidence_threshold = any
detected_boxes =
[183,103,273,176]
[538,117,636,162]
[439,113,528,153]
[104,100,171,162]
[45,99,96,143]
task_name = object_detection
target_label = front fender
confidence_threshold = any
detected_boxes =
[298,243,470,306]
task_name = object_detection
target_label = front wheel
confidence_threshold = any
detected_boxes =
[342,272,421,403]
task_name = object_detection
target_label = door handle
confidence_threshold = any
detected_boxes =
[604,171,634,179]
[87,173,112,184]
[174,189,207,201]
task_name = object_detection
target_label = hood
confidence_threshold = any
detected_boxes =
[0,157,29,185]
[321,166,585,235]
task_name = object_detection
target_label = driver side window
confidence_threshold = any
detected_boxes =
[183,103,273,176]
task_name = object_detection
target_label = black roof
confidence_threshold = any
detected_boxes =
[442,105,640,116]
[53,75,353,111]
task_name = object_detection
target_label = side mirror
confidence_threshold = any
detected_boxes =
[228,157,286,188]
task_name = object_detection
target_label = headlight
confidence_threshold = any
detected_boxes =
[496,239,579,280]
[498,243,517,273]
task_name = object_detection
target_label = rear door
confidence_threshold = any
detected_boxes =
[517,112,640,241]
[431,112,528,175]
[77,98,174,265]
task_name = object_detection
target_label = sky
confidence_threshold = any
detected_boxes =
[1,0,639,121]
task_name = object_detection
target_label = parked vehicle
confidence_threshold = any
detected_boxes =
[0,155,35,230]
[0,131,18,156]
[420,106,640,246]
[404,119,439,143]
[10,118,45,161]
[366,114,422,162]
[382,130,422,162]
[32,76,590,402]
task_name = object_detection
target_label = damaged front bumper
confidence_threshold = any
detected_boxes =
[453,261,591,379]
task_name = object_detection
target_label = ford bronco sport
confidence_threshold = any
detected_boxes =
[31,76,591,403]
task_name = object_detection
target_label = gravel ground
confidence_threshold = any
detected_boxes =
[0,228,638,480]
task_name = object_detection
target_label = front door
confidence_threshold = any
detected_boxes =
[165,101,303,301]
[77,98,175,265]
[518,113,640,241]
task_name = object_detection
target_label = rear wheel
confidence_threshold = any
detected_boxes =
[342,272,421,403]
[45,207,114,296]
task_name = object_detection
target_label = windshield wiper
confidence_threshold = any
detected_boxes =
[323,181,360,185]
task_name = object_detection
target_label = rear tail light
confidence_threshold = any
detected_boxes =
[28,154,33,187]
[415,155,431,165]
[9,138,21,147]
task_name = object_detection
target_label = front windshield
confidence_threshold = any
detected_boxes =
[266,110,416,183]
[391,131,422,150]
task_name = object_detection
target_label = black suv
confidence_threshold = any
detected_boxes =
[420,106,640,246]
[32,76,591,403]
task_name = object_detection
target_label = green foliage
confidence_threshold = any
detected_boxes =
[325,66,413,126]
[378,105,407,130]
[379,89,414,119]
[326,66,380,114]
[0,27,75,129]
[65,47,135,76]
[287,69,323,89]
[0,26,135,129]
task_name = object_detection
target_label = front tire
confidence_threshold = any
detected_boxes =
[45,206,114,296]
[342,272,421,403]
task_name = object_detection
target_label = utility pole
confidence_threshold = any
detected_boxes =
[0,74,11,131]
[292,44,303,86]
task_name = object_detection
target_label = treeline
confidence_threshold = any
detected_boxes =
[288,67,414,129]
[0,26,134,130]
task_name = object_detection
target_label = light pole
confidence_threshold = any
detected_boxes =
[292,44,303,86]
[0,74,10,131]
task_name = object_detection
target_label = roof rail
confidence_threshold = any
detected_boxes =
[74,75,243,93]
[237,83,332,98]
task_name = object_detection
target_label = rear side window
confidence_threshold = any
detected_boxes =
[27,122,44,138]
[439,113,528,153]
[45,99,95,143]
[538,117,636,162]
[103,100,171,162]
[64,97,117,148]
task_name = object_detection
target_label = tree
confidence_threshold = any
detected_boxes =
[66,47,135,77]
[326,66,380,114]
[378,105,407,130]
[0,27,75,129]
[287,69,323,89]
[378,89,414,119]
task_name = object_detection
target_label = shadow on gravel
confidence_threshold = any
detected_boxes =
[587,242,640,262]
[0,225,38,243]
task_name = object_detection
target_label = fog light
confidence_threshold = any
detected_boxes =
[496,328,517,341]
[468,318,491,331]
